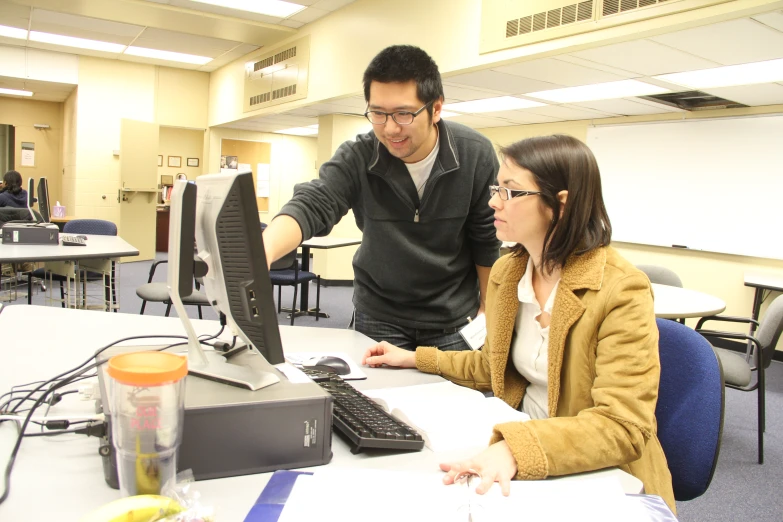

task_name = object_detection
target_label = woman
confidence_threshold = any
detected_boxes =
[362,135,675,512]
[0,170,28,208]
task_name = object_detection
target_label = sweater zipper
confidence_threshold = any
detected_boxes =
[414,208,419,223]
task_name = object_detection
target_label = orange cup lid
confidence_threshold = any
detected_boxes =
[107,352,187,386]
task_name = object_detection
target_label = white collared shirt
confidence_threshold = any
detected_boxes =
[510,256,560,420]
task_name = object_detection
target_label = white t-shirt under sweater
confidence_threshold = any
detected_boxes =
[510,256,560,420]
[404,130,440,200]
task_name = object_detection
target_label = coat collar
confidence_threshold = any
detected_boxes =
[368,119,460,175]
[491,247,607,416]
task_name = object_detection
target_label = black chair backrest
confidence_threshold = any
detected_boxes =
[655,318,724,501]
[64,219,117,236]
[270,249,297,272]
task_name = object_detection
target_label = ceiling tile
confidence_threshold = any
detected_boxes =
[280,19,305,29]
[442,82,506,102]
[0,75,76,102]
[133,27,240,57]
[570,98,675,115]
[118,53,201,69]
[443,114,518,129]
[475,110,560,124]
[0,2,32,29]
[750,10,783,32]
[700,83,783,106]
[522,105,615,121]
[568,39,720,76]
[493,58,630,87]
[289,7,330,23]
[171,1,283,24]
[649,18,783,65]
[31,8,142,44]
[445,70,561,95]
[327,95,367,110]
[284,107,322,117]
[311,0,357,11]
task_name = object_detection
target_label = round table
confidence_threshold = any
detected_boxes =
[651,283,727,319]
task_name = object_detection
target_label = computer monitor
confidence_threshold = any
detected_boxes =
[37,177,51,223]
[26,177,36,222]
[167,171,284,390]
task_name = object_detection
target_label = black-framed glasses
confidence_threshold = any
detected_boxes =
[364,100,433,125]
[489,185,542,201]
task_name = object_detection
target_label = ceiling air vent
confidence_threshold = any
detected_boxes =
[603,0,673,17]
[244,36,309,113]
[506,1,593,38]
[638,91,748,111]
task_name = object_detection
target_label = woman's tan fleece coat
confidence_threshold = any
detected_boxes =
[416,246,675,512]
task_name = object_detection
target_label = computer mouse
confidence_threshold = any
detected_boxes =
[304,356,351,376]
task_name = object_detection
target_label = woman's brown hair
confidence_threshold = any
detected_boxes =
[499,135,611,272]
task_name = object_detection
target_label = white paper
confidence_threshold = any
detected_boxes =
[237,162,251,173]
[285,351,367,380]
[256,163,270,197]
[277,468,648,522]
[459,314,487,350]
[20,142,34,167]
[274,362,313,384]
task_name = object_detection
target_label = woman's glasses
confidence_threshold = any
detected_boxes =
[489,185,542,201]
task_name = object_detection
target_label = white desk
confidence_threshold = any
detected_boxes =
[0,306,642,521]
[0,234,138,310]
[652,283,727,319]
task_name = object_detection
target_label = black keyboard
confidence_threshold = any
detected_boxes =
[301,368,425,454]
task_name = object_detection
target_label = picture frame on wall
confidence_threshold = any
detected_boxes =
[168,156,182,168]
[187,157,199,167]
[157,155,163,167]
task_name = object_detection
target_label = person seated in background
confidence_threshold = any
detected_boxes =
[0,170,28,208]
[362,134,675,513]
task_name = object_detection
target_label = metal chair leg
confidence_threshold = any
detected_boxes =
[197,306,203,320]
[277,286,282,313]
[59,281,65,309]
[291,284,298,326]
[27,272,32,305]
[315,277,320,321]
[140,300,147,315]
[165,303,172,317]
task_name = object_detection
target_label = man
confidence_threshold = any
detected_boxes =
[263,45,500,351]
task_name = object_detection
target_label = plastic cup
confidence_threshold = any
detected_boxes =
[107,352,187,497]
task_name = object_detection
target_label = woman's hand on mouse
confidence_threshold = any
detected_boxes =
[361,341,416,368]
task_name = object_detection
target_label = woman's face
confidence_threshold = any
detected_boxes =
[490,161,554,249]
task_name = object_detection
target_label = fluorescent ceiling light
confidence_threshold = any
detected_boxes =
[526,80,669,103]
[0,25,28,39]
[0,87,33,97]
[654,59,783,89]
[190,0,306,17]
[124,46,212,65]
[277,126,319,136]
[443,96,545,113]
[440,111,460,118]
[29,31,126,53]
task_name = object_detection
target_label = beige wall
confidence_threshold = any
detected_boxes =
[62,89,77,214]
[158,127,206,185]
[0,97,64,207]
[479,105,783,347]
[206,127,317,220]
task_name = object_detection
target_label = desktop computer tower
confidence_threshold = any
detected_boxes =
[1,222,59,244]
[96,347,333,488]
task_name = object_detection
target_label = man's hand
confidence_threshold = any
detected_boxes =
[440,441,518,496]
[361,341,417,368]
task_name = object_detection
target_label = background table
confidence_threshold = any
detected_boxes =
[652,283,727,319]
[744,272,783,337]
[0,306,642,521]
[294,237,361,319]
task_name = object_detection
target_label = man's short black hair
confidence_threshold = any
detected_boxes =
[363,45,444,118]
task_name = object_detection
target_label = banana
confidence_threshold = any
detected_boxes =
[79,494,183,522]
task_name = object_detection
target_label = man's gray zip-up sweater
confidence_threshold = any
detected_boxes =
[279,120,500,329]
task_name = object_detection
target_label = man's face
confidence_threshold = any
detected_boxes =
[367,80,442,164]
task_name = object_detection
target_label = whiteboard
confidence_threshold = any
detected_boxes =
[586,115,783,260]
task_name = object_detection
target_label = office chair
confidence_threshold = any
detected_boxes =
[655,318,724,501]
[136,260,210,318]
[636,265,683,288]
[269,249,320,326]
[28,219,119,310]
[695,294,783,464]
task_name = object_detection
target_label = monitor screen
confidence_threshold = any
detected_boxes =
[37,177,51,223]
[167,171,283,390]
[26,177,36,222]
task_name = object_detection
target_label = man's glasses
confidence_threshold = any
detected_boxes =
[489,185,542,201]
[364,100,434,125]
